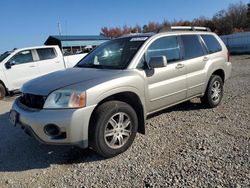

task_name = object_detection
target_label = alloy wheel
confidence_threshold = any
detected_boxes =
[211,80,221,103]
[104,112,132,149]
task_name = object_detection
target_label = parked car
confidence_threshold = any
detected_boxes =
[0,45,87,99]
[10,27,232,158]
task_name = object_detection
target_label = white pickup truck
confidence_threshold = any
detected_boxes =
[0,45,87,99]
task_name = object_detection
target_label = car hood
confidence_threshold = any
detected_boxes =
[22,68,122,96]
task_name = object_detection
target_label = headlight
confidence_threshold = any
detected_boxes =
[44,90,86,109]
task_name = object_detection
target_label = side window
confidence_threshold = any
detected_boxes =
[37,48,57,60]
[181,35,205,60]
[201,35,222,54]
[147,36,181,63]
[137,55,147,69]
[9,50,33,65]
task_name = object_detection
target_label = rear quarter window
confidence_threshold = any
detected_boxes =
[201,35,222,54]
[37,48,57,60]
[181,35,205,60]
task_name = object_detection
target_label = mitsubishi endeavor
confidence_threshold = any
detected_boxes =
[10,27,232,157]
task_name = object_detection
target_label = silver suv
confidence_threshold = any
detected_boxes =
[10,27,232,157]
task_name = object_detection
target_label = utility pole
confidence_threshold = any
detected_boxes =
[58,22,62,35]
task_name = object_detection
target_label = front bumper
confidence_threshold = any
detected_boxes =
[10,98,96,148]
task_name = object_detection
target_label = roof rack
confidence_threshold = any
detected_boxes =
[120,33,144,37]
[119,32,154,38]
[171,26,211,32]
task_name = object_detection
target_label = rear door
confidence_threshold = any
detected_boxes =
[35,48,65,76]
[4,50,39,90]
[180,35,208,98]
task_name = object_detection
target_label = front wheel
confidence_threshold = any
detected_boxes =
[89,101,138,158]
[0,84,6,100]
[201,75,223,108]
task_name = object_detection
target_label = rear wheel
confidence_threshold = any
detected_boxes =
[89,101,138,158]
[0,84,6,100]
[201,75,223,108]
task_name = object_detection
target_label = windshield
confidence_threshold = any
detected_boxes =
[76,37,147,69]
[0,51,12,62]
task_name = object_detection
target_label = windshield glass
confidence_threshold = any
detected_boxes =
[76,37,147,69]
[0,51,12,62]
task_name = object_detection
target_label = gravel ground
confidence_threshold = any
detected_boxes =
[0,55,249,187]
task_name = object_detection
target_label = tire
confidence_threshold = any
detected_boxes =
[89,101,138,158]
[0,83,6,100]
[201,75,223,108]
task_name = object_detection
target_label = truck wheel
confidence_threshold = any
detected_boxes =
[0,84,6,100]
[201,75,223,108]
[89,101,138,158]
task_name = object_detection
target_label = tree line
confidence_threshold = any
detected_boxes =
[100,1,250,38]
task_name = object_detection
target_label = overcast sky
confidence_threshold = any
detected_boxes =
[0,0,248,53]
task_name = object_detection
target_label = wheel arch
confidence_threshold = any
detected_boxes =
[205,68,225,88]
[0,80,8,95]
[89,91,146,135]
[211,69,225,83]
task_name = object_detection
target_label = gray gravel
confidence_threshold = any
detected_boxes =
[0,55,249,187]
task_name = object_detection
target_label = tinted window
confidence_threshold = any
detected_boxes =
[147,36,180,63]
[37,48,56,60]
[10,50,33,65]
[181,35,205,60]
[201,35,222,54]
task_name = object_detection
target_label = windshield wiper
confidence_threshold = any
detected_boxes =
[76,63,123,70]
[76,64,105,69]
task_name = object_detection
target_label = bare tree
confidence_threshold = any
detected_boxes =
[227,2,247,30]
[100,1,248,38]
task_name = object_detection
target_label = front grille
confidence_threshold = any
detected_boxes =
[19,93,46,109]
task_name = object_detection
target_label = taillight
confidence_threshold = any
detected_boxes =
[227,51,230,62]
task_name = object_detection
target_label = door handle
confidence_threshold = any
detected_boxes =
[203,57,209,62]
[175,63,184,69]
[55,61,60,63]
[29,65,36,68]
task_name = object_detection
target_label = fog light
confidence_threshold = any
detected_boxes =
[44,124,60,136]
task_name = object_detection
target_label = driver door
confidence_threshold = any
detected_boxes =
[143,35,187,113]
[5,50,39,90]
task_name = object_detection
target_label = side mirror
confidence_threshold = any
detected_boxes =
[149,56,167,69]
[5,61,12,69]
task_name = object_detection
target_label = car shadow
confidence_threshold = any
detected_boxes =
[147,99,206,119]
[0,112,105,172]
[0,99,206,172]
